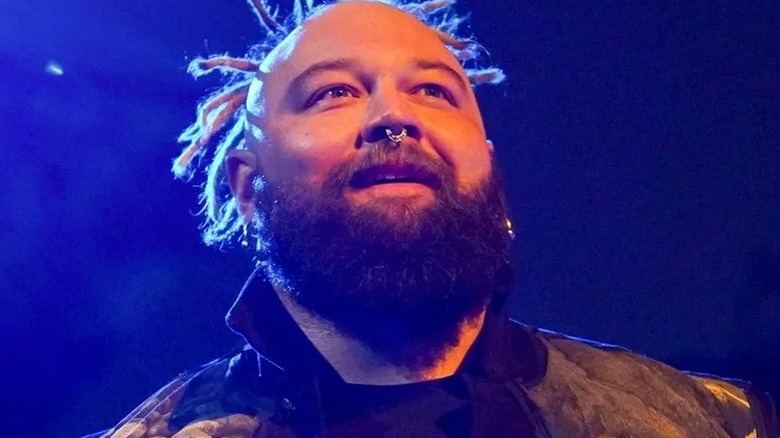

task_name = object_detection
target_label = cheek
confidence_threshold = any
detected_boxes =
[453,147,492,192]
[425,115,492,189]
[259,118,357,188]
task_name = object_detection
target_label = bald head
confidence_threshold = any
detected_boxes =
[259,2,463,72]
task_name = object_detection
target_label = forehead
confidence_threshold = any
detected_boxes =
[259,1,464,80]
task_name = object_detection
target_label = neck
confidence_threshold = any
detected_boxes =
[275,288,486,385]
[419,310,485,380]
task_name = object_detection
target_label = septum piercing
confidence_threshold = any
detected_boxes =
[385,127,408,145]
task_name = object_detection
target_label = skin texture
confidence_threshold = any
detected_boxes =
[226,1,499,381]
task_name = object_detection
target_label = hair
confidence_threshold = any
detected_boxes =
[172,0,505,247]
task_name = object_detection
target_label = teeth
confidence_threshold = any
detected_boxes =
[364,171,423,185]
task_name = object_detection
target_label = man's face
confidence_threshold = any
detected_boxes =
[230,1,511,356]
[246,1,494,213]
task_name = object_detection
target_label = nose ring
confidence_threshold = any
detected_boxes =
[385,127,408,146]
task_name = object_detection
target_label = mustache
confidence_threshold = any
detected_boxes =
[323,142,454,196]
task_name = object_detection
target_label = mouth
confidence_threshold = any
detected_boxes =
[349,162,441,190]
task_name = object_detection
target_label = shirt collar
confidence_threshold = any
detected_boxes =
[226,267,547,385]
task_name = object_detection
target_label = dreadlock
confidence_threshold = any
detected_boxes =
[172,0,506,247]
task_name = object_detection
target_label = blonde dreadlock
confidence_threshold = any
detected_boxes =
[173,0,506,247]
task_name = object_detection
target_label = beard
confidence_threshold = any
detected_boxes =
[255,144,513,368]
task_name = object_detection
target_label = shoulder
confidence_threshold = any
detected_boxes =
[513,322,779,438]
[89,348,269,438]
[689,372,780,438]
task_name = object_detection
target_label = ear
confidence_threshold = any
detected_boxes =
[226,149,260,221]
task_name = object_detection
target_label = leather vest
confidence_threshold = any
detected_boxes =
[93,324,777,438]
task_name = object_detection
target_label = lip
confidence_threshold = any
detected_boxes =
[349,163,441,189]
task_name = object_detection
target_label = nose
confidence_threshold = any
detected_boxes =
[360,85,422,145]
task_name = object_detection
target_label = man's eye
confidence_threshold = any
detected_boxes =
[308,85,357,107]
[416,84,454,104]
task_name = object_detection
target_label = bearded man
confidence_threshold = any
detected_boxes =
[88,1,778,437]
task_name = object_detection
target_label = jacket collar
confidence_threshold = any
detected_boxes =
[226,267,547,386]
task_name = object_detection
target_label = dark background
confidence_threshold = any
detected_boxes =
[1,0,778,436]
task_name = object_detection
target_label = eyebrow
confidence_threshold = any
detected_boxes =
[410,57,469,94]
[286,58,359,100]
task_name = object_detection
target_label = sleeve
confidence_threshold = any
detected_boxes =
[735,380,780,438]
[88,353,246,438]
[97,374,193,438]
[692,374,780,438]
[79,431,110,438]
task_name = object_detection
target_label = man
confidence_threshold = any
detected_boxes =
[91,0,778,437]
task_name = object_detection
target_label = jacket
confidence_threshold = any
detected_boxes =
[89,272,779,438]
